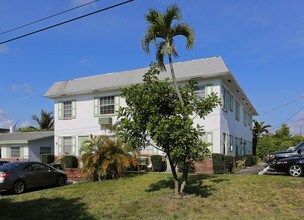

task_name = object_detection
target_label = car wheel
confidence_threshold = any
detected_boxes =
[288,164,303,177]
[56,176,66,187]
[12,180,25,194]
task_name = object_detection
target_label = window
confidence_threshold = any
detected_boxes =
[40,147,51,155]
[222,86,230,111]
[195,85,205,98]
[235,137,239,155]
[63,137,73,155]
[100,96,115,115]
[229,135,234,151]
[58,100,76,120]
[229,93,234,112]
[11,147,20,158]
[31,163,49,171]
[63,101,72,119]
[235,100,240,121]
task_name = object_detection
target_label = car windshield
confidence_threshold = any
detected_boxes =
[0,162,22,171]
[286,142,304,152]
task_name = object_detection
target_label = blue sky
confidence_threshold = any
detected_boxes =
[1,0,304,134]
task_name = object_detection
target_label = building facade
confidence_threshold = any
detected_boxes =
[45,57,257,158]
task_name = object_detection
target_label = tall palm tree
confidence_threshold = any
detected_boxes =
[142,4,195,104]
[252,120,271,155]
[32,109,54,131]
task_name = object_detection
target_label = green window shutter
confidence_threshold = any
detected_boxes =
[58,137,63,156]
[6,147,11,158]
[206,132,213,152]
[72,100,76,119]
[78,136,89,155]
[20,147,24,158]
[72,137,76,155]
[114,96,120,113]
[94,97,100,117]
[205,84,213,97]
[58,102,63,120]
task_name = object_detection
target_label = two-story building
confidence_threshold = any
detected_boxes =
[45,57,257,158]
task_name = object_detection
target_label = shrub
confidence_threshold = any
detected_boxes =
[212,153,225,174]
[41,154,55,164]
[242,154,254,166]
[61,155,78,168]
[224,155,234,173]
[253,156,260,165]
[236,159,246,169]
[151,155,167,172]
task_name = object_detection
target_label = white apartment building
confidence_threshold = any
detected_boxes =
[45,57,257,158]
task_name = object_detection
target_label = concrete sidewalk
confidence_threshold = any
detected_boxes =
[234,163,267,176]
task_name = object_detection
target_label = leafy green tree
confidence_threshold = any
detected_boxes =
[16,126,38,132]
[81,135,135,180]
[142,4,195,104]
[252,120,271,155]
[275,124,291,139]
[115,64,221,195]
[32,109,54,131]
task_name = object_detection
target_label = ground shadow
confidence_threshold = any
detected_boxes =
[0,197,95,220]
[146,174,229,198]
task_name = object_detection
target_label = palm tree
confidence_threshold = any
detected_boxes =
[142,4,195,104]
[32,109,54,131]
[252,120,271,155]
[81,135,136,180]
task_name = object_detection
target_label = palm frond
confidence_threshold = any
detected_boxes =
[171,23,195,49]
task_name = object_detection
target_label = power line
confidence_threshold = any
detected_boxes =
[0,0,99,36]
[269,104,304,131]
[261,95,304,115]
[0,0,135,45]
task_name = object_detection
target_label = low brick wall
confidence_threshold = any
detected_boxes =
[194,158,214,174]
[1,158,29,163]
[64,168,86,181]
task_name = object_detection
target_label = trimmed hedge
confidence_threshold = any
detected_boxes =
[41,154,55,164]
[151,155,167,172]
[61,155,78,168]
[224,155,234,173]
[212,153,225,174]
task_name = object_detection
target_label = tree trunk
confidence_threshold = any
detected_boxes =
[168,55,184,105]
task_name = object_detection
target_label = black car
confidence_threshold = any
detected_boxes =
[270,157,304,177]
[266,142,304,164]
[0,161,9,166]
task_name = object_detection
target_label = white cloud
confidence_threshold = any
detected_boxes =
[10,83,33,93]
[11,84,19,92]
[22,83,32,93]
[80,58,94,66]
[0,44,9,54]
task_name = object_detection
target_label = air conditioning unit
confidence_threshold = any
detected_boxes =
[98,117,112,125]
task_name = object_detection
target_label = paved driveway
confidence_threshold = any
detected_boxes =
[234,163,267,175]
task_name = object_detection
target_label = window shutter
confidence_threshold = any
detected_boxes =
[206,132,213,152]
[58,102,63,120]
[20,147,24,158]
[58,137,63,156]
[72,100,76,119]
[94,97,100,117]
[6,147,11,158]
[72,137,76,155]
[205,84,213,97]
[114,96,120,113]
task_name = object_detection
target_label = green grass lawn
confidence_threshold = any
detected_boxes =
[1,173,304,219]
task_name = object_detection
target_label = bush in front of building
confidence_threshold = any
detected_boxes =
[61,155,78,168]
[224,155,234,173]
[41,154,55,164]
[212,153,225,174]
[242,154,254,166]
[151,155,167,172]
